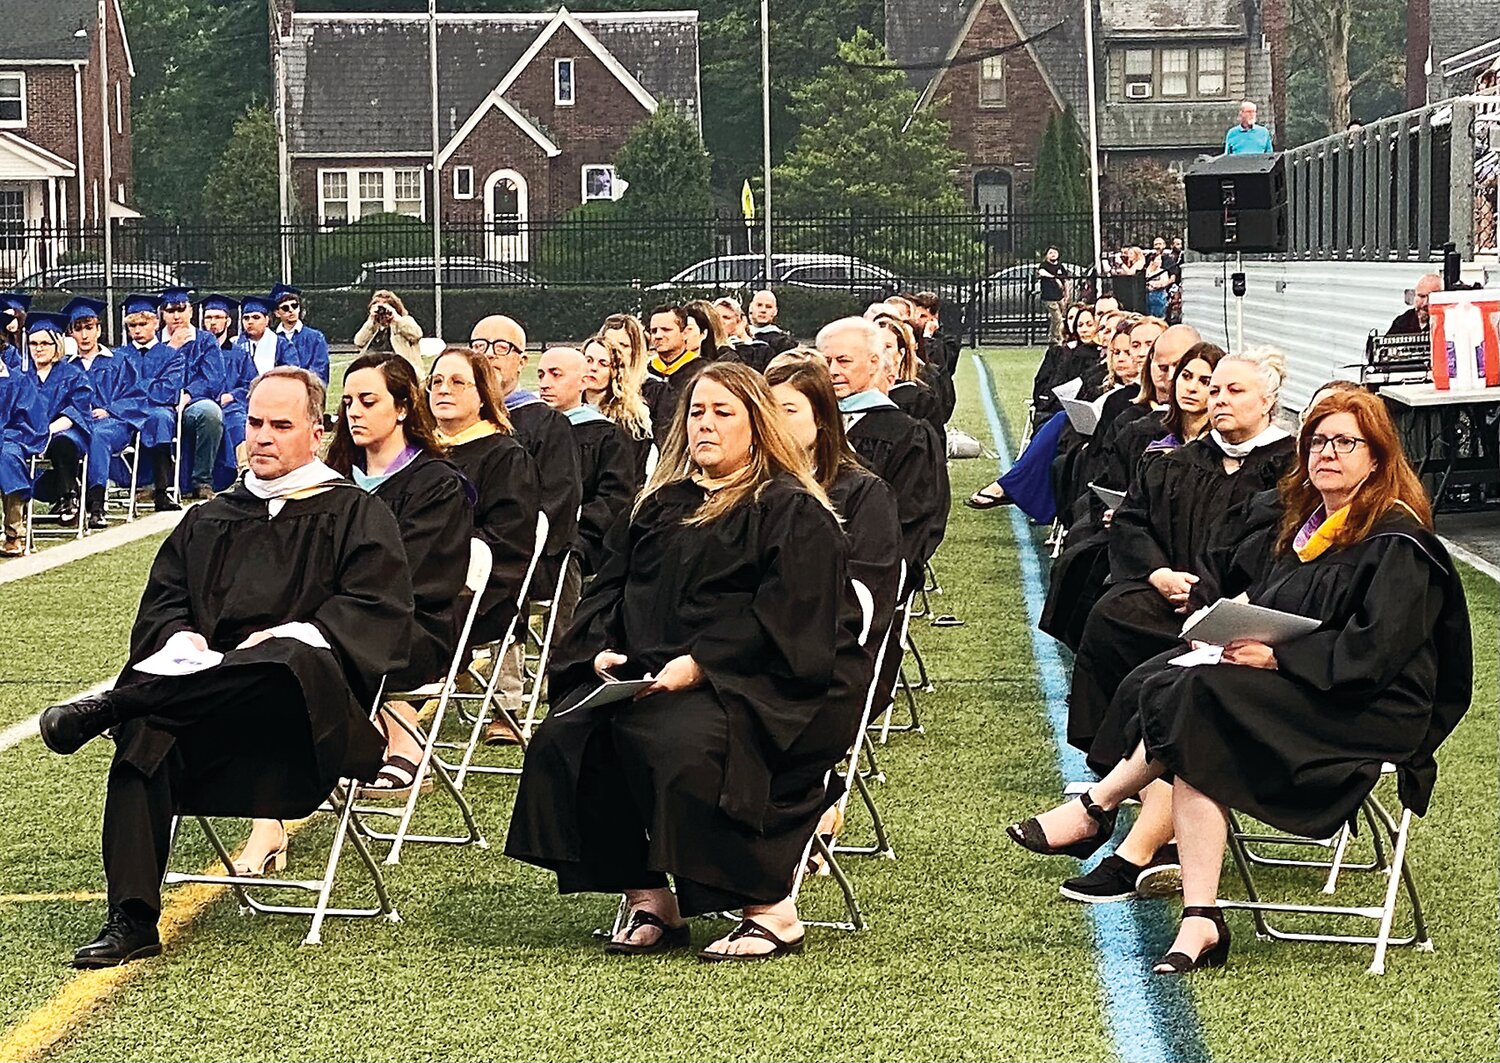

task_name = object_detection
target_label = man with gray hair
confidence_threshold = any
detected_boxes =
[39,366,415,969]
[1224,100,1273,155]
[818,317,948,593]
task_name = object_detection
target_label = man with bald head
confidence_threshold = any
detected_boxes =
[538,346,635,578]
[1387,274,1443,335]
[747,289,795,355]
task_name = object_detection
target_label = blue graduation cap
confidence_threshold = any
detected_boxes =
[25,311,70,336]
[269,283,302,306]
[62,296,106,326]
[159,286,194,307]
[0,292,32,314]
[198,293,239,315]
[122,293,162,317]
[241,294,273,316]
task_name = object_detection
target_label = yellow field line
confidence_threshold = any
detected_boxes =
[0,892,107,904]
[0,820,312,1062]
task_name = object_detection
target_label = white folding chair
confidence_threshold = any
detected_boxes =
[1217,765,1431,975]
[161,678,399,945]
[438,511,549,787]
[517,547,578,740]
[111,407,184,522]
[357,538,496,864]
[871,581,929,744]
[23,442,88,551]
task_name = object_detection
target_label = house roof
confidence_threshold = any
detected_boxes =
[0,0,98,62]
[885,1,981,102]
[284,9,701,156]
[1099,0,1247,36]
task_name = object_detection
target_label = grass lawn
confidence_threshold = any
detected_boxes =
[0,348,1491,1061]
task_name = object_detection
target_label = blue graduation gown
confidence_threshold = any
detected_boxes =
[277,324,330,383]
[76,351,143,489]
[0,362,47,496]
[220,337,264,449]
[120,340,182,449]
[174,327,229,405]
[27,359,94,455]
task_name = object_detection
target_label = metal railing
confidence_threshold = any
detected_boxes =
[1283,94,1499,261]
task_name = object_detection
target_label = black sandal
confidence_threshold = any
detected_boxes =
[964,486,1012,510]
[1153,906,1231,975]
[358,755,431,799]
[603,908,691,955]
[697,917,805,962]
[1006,791,1118,860]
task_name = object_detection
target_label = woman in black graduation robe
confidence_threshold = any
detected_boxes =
[1011,390,1471,973]
[582,333,655,489]
[1027,305,1101,432]
[506,362,866,960]
[327,353,475,793]
[429,348,543,649]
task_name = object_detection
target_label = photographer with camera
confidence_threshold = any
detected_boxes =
[353,289,424,373]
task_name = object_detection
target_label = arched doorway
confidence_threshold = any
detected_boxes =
[484,169,529,262]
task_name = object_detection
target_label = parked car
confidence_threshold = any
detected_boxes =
[653,253,901,304]
[343,256,541,291]
[15,262,187,296]
[974,261,1090,336]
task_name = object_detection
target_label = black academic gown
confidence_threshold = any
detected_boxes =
[1108,512,1472,835]
[505,477,867,914]
[571,416,637,574]
[845,404,949,593]
[112,481,413,817]
[890,378,944,438]
[828,464,903,644]
[917,346,957,424]
[368,452,475,689]
[643,356,707,445]
[752,325,796,356]
[720,338,775,374]
[509,399,583,595]
[448,433,542,647]
[1067,433,1296,755]
[1050,386,1137,525]
[1030,342,1101,429]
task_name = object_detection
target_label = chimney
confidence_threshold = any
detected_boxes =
[1405,0,1431,108]
[270,0,296,41]
[1258,0,1289,138]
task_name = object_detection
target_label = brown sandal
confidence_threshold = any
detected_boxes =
[697,917,805,962]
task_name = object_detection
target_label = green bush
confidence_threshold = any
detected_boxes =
[290,213,482,288]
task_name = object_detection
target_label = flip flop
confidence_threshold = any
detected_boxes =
[964,488,1011,510]
[697,917,805,962]
[603,908,692,955]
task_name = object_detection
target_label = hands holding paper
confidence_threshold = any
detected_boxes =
[1149,567,1200,613]
[1221,640,1278,670]
[593,649,706,700]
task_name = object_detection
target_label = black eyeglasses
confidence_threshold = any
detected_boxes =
[469,338,520,357]
[1309,434,1367,455]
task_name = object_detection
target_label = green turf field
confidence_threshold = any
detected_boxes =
[0,349,1493,1062]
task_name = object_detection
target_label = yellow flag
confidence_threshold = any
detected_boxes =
[741,179,755,221]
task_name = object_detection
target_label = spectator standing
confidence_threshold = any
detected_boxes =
[353,289,424,374]
[1037,247,1070,345]
[1224,100,1274,155]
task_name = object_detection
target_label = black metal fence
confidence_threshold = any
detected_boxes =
[1,209,1184,345]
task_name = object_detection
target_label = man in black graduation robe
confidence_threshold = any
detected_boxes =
[747,289,796,355]
[643,305,707,442]
[537,346,636,576]
[711,296,775,372]
[38,367,413,968]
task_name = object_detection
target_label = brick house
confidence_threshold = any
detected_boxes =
[886,0,1287,207]
[273,2,701,261]
[0,0,134,270]
[1406,0,1500,106]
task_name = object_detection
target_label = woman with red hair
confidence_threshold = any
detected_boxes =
[1009,388,1473,975]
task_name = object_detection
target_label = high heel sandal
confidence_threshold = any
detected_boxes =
[1153,906,1231,975]
[1006,791,1118,859]
[230,821,288,878]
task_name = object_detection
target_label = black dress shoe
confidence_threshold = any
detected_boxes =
[73,907,162,969]
[86,510,109,530]
[154,495,182,512]
[39,695,122,755]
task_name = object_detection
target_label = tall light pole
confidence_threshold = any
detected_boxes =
[760,0,772,277]
[429,0,444,339]
[97,0,113,330]
[1082,0,1104,285]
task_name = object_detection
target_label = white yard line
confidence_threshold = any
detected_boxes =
[0,511,182,587]
[0,679,115,755]
[1440,535,1500,583]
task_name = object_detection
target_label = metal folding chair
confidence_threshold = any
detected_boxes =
[23,443,88,551]
[1218,765,1431,975]
[517,547,578,740]
[871,583,929,744]
[110,407,183,522]
[356,538,497,864]
[439,511,549,788]
[160,678,398,946]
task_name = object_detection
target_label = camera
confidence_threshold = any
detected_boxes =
[372,302,393,319]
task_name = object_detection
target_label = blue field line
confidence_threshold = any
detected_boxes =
[972,353,1210,1063]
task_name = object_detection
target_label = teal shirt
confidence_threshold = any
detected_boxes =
[1225,123,1274,155]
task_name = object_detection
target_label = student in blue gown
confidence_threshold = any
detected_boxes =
[270,284,330,384]
[0,315,46,556]
[24,312,94,523]
[119,294,184,512]
[159,287,227,500]
[0,292,31,372]
[218,295,279,472]
[198,293,238,352]
[66,297,142,529]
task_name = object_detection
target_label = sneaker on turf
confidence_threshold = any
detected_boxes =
[1059,854,1144,903]
[1134,843,1182,898]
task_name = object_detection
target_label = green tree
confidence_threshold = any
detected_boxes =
[1285,0,1407,143]
[612,106,714,218]
[774,29,964,217]
[202,107,279,223]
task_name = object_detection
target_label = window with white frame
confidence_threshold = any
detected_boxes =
[453,166,474,199]
[1196,47,1226,96]
[582,164,617,202]
[318,166,426,224]
[555,58,576,106]
[114,82,122,134]
[0,73,24,127]
[1160,48,1190,97]
[978,55,1006,106]
[1123,50,1153,98]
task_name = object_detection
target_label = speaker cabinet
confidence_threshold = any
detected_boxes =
[1185,153,1288,254]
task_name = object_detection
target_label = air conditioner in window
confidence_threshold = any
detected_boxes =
[1125,82,1153,99]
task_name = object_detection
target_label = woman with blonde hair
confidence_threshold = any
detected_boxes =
[582,330,653,485]
[1011,387,1471,974]
[506,362,867,963]
[353,289,424,373]
[875,314,942,434]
